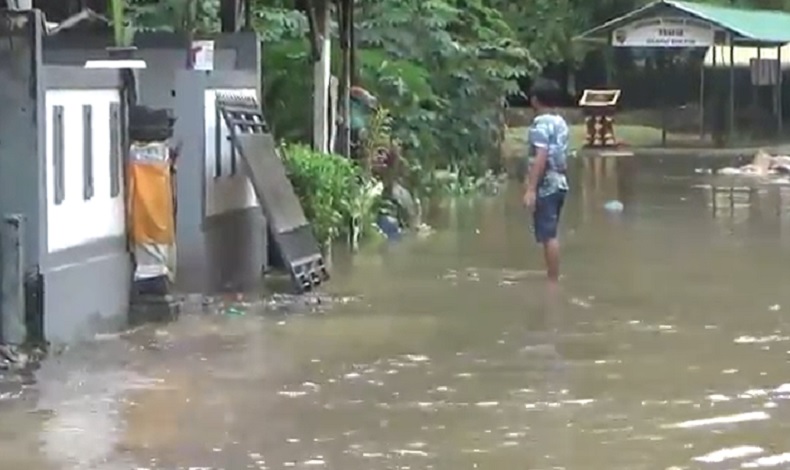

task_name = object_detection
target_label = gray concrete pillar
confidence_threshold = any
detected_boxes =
[1,214,27,345]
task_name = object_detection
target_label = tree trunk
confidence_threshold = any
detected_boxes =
[335,0,353,158]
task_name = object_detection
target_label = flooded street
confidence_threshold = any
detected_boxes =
[4,155,790,469]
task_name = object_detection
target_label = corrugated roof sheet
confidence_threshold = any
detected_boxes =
[669,0,790,43]
[577,0,790,45]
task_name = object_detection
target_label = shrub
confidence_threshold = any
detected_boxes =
[280,143,373,246]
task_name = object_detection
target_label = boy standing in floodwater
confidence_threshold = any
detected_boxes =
[522,78,569,283]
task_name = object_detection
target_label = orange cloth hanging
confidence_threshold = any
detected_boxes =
[127,161,175,245]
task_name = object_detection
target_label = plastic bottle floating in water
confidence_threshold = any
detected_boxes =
[603,200,624,213]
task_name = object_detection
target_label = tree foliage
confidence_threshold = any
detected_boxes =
[253,0,790,186]
[280,142,366,245]
[113,0,790,185]
[255,0,539,188]
[108,0,221,45]
[354,0,537,182]
[126,0,220,33]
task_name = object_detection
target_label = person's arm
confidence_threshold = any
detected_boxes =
[523,124,549,205]
[525,147,548,192]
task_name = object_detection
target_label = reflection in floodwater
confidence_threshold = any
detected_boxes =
[3,155,790,469]
[696,177,790,241]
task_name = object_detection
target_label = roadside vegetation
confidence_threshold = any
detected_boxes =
[106,0,780,245]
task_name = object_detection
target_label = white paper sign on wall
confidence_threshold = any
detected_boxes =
[612,17,715,47]
[191,40,215,70]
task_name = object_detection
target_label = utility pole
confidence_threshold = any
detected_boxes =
[336,0,353,158]
[310,0,331,153]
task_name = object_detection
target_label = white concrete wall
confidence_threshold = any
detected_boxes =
[203,88,259,217]
[45,89,125,253]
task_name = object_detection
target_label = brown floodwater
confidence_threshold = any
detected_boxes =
[3,154,790,470]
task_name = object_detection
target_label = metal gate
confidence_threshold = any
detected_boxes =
[216,93,329,293]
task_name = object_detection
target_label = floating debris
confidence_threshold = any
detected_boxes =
[604,200,624,213]
[716,150,790,177]
[224,306,245,316]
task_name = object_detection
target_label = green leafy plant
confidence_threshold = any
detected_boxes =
[109,0,128,45]
[121,0,220,34]
[124,0,766,220]
[354,0,536,188]
[348,178,386,249]
[262,38,313,142]
[360,105,393,172]
[250,0,537,198]
[280,143,367,247]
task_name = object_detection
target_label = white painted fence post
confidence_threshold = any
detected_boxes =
[312,1,331,153]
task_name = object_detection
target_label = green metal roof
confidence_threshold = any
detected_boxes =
[577,0,790,45]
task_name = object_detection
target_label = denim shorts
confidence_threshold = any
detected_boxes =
[532,191,566,243]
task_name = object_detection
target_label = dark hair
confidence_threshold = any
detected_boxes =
[530,77,561,107]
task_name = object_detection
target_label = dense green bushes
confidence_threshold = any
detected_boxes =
[260,0,536,197]
[280,143,383,246]
[110,0,789,246]
[111,0,637,243]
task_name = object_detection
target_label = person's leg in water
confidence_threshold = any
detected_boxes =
[533,191,566,283]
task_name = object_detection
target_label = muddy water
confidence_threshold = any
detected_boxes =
[4,155,790,469]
